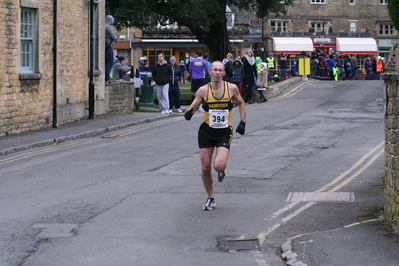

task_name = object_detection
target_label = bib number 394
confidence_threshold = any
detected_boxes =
[209,109,228,128]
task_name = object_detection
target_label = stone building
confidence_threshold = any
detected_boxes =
[259,0,398,68]
[0,0,107,136]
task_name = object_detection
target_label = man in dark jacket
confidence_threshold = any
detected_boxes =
[152,53,172,114]
[168,57,182,112]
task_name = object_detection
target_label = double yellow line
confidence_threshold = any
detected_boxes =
[269,80,316,102]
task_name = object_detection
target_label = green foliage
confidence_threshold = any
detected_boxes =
[105,0,293,59]
[388,0,399,31]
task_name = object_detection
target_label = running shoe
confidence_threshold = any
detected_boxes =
[203,198,216,211]
[218,170,226,182]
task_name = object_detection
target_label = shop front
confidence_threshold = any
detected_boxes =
[272,37,313,77]
[336,38,378,75]
[131,39,245,71]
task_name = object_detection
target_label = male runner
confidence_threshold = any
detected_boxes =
[184,61,246,210]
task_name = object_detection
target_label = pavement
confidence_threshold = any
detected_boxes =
[1,79,399,265]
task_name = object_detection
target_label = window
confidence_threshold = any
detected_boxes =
[310,0,326,4]
[226,5,234,29]
[310,22,328,33]
[380,0,387,4]
[270,21,289,32]
[350,0,355,4]
[350,20,357,32]
[21,8,36,73]
[379,24,396,35]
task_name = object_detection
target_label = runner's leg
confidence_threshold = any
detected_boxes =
[200,147,215,199]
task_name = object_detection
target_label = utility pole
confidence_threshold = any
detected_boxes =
[88,0,95,119]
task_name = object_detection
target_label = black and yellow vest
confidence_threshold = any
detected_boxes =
[203,81,233,128]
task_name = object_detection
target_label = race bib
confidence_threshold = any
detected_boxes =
[209,109,228,128]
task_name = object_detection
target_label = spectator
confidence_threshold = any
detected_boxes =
[371,55,377,80]
[291,60,298,77]
[231,57,245,96]
[256,62,268,103]
[222,53,234,83]
[189,50,210,102]
[327,54,336,80]
[242,49,257,104]
[375,56,384,80]
[350,54,358,80]
[203,52,212,83]
[105,15,118,82]
[344,56,353,80]
[319,54,328,79]
[334,52,342,80]
[310,51,319,78]
[152,53,173,114]
[179,60,187,84]
[112,56,133,81]
[168,57,182,113]
[266,53,275,82]
[364,57,372,80]
[279,53,288,81]
[138,57,146,71]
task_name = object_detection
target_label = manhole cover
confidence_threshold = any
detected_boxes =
[220,238,260,251]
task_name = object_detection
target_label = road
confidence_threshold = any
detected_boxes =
[0,80,388,265]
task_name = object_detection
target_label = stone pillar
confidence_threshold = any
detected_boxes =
[105,81,135,114]
[383,69,399,233]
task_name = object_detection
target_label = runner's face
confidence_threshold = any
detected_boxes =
[210,63,225,80]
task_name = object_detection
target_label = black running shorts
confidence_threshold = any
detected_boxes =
[198,122,233,149]
[191,78,207,92]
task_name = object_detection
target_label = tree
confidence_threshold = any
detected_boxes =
[106,0,293,60]
[388,0,399,32]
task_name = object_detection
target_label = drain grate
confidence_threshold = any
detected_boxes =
[221,239,260,251]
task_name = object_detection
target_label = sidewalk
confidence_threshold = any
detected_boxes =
[0,77,301,156]
[0,111,179,156]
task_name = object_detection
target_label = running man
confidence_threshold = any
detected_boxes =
[184,61,246,210]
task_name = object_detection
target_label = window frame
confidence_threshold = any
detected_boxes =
[20,7,36,74]
[349,20,357,32]
[310,0,326,4]
[379,23,396,35]
[309,21,328,33]
[270,20,289,32]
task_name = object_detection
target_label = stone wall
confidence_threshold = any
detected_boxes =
[105,81,135,114]
[383,62,399,232]
[0,0,106,136]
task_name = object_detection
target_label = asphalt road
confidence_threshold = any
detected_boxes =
[1,79,395,265]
